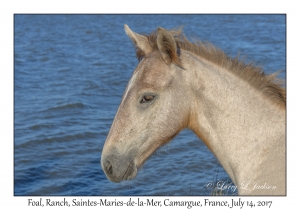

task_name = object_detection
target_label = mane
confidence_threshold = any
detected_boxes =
[136,27,286,108]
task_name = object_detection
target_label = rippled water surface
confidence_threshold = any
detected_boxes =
[14,14,286,195]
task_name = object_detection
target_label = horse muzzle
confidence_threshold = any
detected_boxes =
[101,152,138,182]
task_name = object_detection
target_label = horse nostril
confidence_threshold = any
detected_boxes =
[104,159,113,175]
[107,164,113,175]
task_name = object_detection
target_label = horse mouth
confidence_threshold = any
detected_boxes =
[121,161,137,181]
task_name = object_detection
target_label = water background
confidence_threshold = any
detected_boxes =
[14,14,286,196]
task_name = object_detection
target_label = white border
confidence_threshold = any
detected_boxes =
[2,0,299,209]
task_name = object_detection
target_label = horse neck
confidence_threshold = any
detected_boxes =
[182,51,286,194]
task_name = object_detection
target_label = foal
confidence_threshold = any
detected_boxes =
[101,25,286,195]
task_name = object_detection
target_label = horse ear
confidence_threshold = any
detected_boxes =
[157,27,180,65]
[124,24,152,55]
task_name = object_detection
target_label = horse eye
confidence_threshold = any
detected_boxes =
[140,95,155,103]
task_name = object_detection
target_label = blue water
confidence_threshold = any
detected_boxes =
[14,14,286,196]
